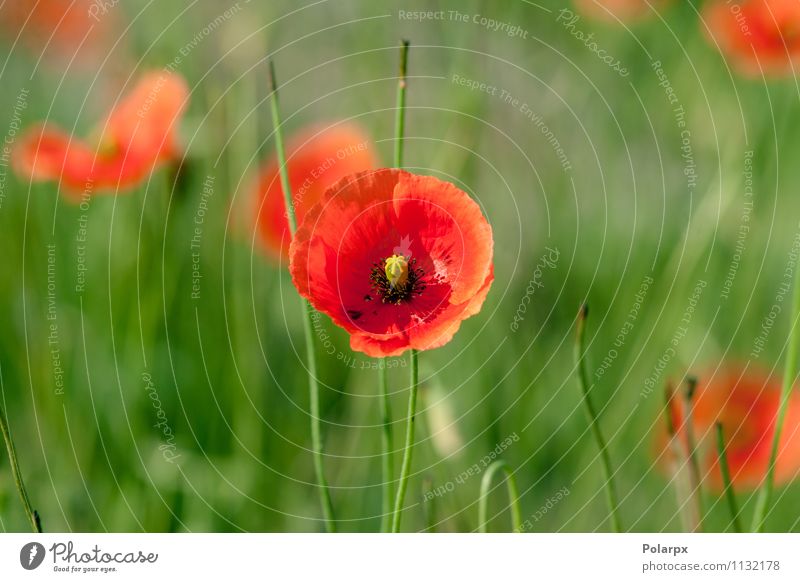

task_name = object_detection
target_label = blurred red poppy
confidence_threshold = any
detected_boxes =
[249,123,377,260]
[661,367,800,492]
[574,0,671,22]
[0,0,117,67]
[704,0,800,76]
[289,168,494,358]
[13,71,188,199]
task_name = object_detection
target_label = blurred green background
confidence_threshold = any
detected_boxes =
[1,0,800,532]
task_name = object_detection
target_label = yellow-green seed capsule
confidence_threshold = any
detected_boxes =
[384,254,409,288]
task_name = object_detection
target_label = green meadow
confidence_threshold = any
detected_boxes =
[1,0,800,532]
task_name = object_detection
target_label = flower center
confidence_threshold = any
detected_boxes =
[369,254,425,304]
[384,254,409,288]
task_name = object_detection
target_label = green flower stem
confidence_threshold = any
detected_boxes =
[478,460,522,533]
[380,39,410,532]
[391,348,418,532]
[379,366,393,532]
[269,60,335,532]
[683,377,704,532]
[0,404,41,532]
[393,40,409,169]
[715,423,742,533]
[574,305,621,532]
[751,256,800,532]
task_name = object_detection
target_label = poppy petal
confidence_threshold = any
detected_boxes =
[252,123,378,260]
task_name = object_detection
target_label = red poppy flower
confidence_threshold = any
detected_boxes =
[0,0,116,68]
[704,0,800,76]
[249,123,377,260]
[14,71,188,199]
[289,168,494,358]
[574,0,671,22]
[660,367,800,492]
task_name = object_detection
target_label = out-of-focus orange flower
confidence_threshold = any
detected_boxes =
[13,71,189,199]
[660,367,800,492]
[574,0,671,22]
[289,168,494,358]
[0,0,116,67]
[249,123,377,260]
[704,0,800,76]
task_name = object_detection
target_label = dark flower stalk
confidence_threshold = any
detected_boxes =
[0,404,41,532]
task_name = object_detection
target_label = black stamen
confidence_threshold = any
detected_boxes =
[369,257,426,304]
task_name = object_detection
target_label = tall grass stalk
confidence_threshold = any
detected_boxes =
[268,60,335,532]
[575,305,621,532]
[478,460,522,533]
[751,257,800,532]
